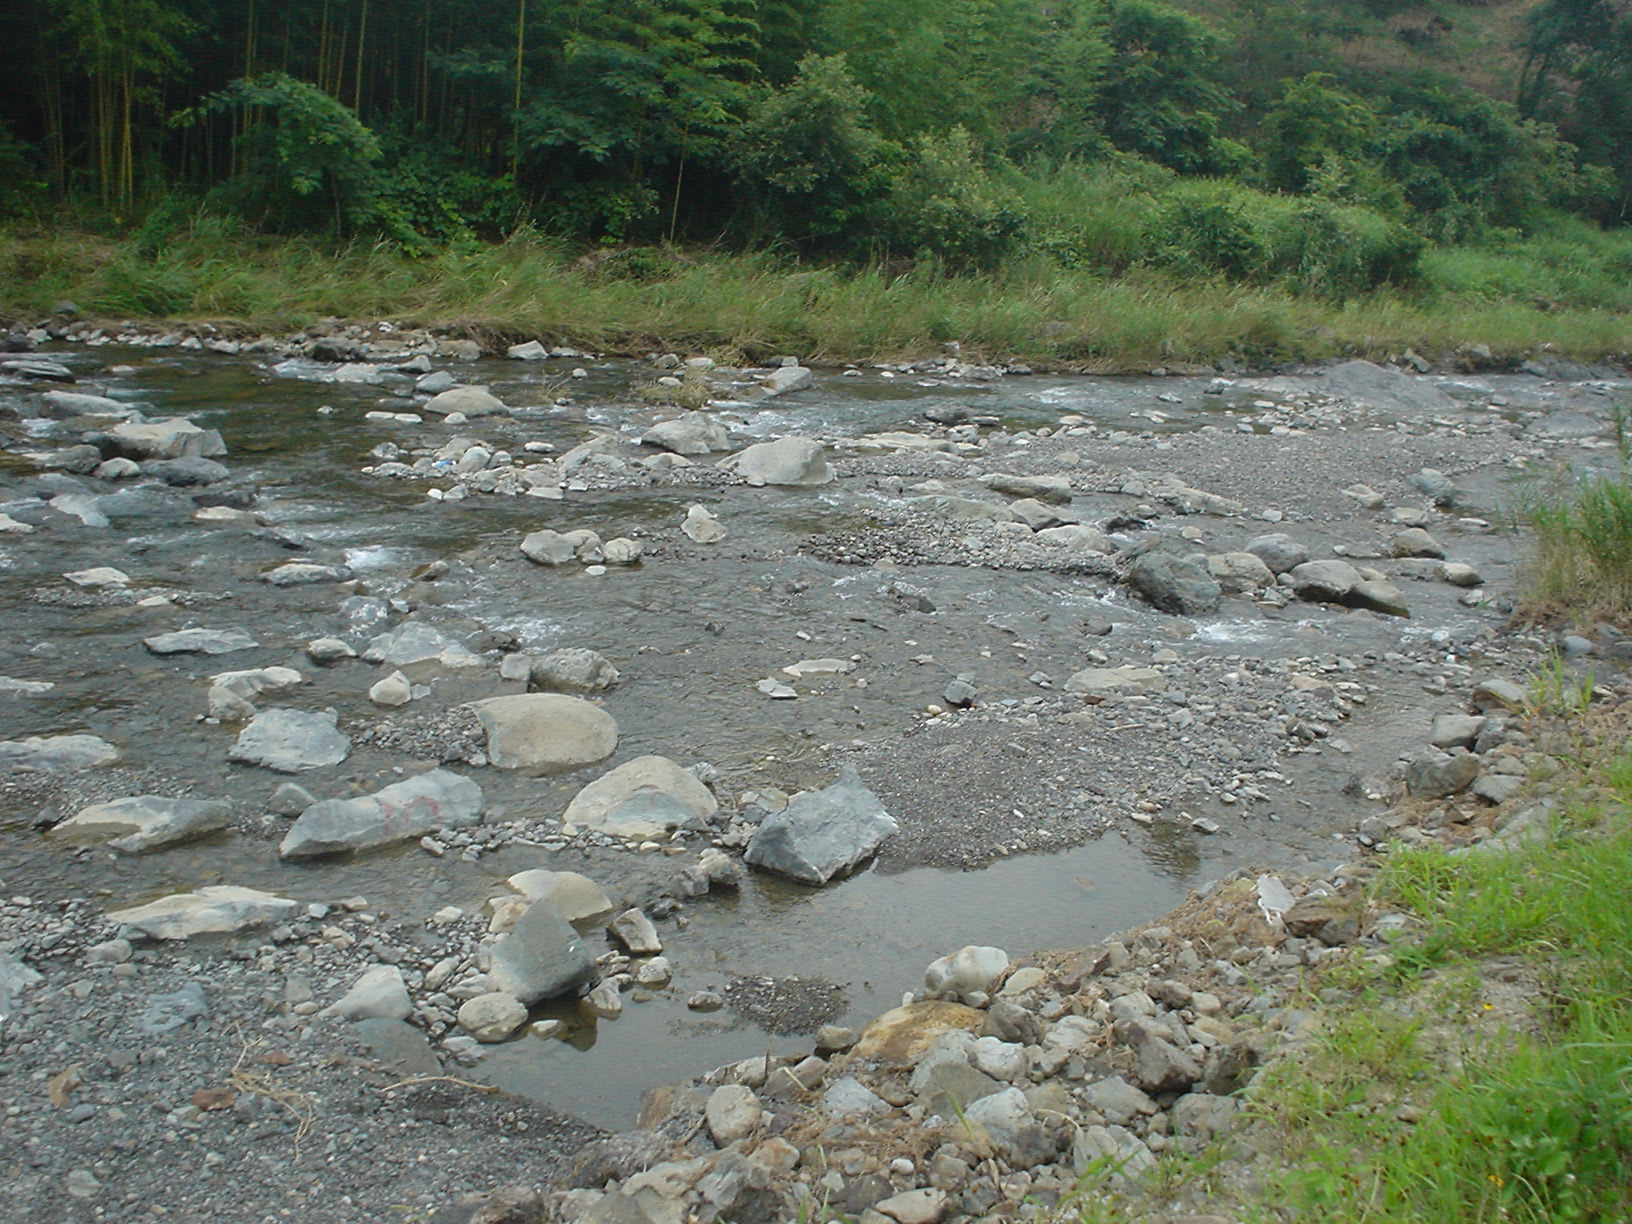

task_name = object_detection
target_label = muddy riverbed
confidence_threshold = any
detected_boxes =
[0,328,1623,1220]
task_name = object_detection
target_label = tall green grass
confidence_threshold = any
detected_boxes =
[1526,467,1632,625]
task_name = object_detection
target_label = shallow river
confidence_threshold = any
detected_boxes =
[1,343,1615,1126]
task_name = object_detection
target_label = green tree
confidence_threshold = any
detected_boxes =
[1261,73,1379,193]
[732,54,892,251]
[1520,0,1632,219]
[1096,0,1245,175]
[50,0,195,208]
[176,72,396,237]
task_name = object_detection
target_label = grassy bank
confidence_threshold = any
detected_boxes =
[1245,690,1632,1224]
[3,220,1632,369]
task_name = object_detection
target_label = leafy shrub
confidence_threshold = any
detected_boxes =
[375,132,523,246]
[732,54,894,254]
[176,73,409,241]
[885,128,1027,269]
[1145,180,1421,294]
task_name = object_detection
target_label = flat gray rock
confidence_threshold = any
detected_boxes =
[363,622,482,673]
[228,708,350,773]
[0,734,118,771]
[144,628,259,656]
[55,795,230,853]
[279,769,483,859]
[322,965,411,1021]
[138,983,210,1034]
[744,767,897,885]
[109,885,298,940]
[1318,359,1456,415]
[42,390,137,418]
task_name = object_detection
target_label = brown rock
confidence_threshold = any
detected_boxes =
[852,1001,986,1065]
[1283,893,1363,945]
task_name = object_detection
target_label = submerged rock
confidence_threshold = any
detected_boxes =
[144,628,259,656]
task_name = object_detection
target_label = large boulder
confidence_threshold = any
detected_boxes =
[719,437,833,487]
[227,708,351,772]
[528,648,620,694]
[100,418,227,461]
[642,416,731,456]
[54,795,230,853]
[561,755,717,837]
[1124,546,1221,616]
[422,386,509,418]
[488,898,598,1004]
[279,769,483,859]
[467,694,618,773]
[744,768,897,885]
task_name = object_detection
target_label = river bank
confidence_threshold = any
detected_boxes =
[0,322,1623,1221]
[4,227,1632,371]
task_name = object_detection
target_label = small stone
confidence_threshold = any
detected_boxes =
[682,504,727,543]
[875,1188,947,1224]
[457,993,529,1042]
[306,637,356,664]
[610,909,663,955]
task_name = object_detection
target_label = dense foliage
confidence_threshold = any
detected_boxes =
[0,0,1625,295]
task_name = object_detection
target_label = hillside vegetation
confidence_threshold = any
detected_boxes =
[2,0,1630,360]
